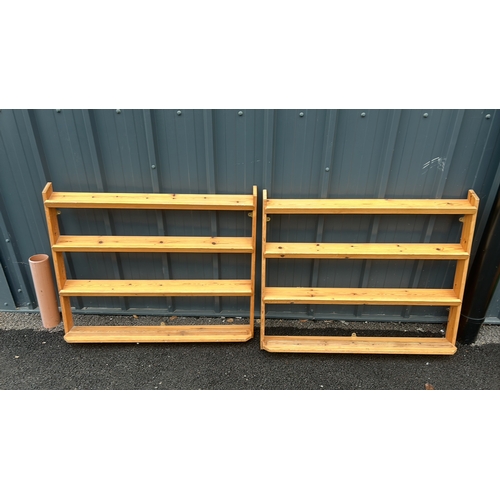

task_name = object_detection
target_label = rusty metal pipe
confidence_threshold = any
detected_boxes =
[28,254,61,328]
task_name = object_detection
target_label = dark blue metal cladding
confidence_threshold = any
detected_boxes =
[1,109,499,322]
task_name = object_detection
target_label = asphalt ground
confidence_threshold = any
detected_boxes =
[2,311,498,500]
[1,312,499,390]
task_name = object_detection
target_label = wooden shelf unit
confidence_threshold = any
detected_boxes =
[42,182,257,343]
[260,190,479,355]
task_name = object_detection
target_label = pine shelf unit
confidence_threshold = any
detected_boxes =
[42,183,257,343]
[260,189,479,355]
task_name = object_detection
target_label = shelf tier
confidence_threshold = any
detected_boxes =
[60,279,253,297]
[45,191,255,210]
[262,287,461,306]
[264,242,468,260]
[54,235,254,253]
[65,325,253,343]
[261,336,457,355]
[265,198,477,215]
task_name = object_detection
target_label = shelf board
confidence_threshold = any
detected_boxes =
[54,235,254,253]
[60,279,253,297]
[262,336,457,355]
[45,191,255,210]
[263,287,461,306]
[65,325,253,343]
[264,242,468,260]
[265,198,477,215]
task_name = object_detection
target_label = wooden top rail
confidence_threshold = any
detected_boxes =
[264,191,478,215]
[43,183,256,210]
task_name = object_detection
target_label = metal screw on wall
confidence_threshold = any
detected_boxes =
[5,239,10,243]
[56,109,61,113]
[238,111,243,116]
[18,289,22,293]
[177,111,182,115]
[361,112,366,117]
[325,167,330,172]
[151,165,156,169]
[423,113,429,118]
[116,109,121,114]
[299,112,304,117]
[485,114,491,119]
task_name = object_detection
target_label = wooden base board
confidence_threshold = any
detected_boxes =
[65,325,253,343]
[261,335,457,355]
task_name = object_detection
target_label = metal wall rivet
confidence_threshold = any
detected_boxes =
[5,239,10,243]
[423,113,429,118]
[325,167,330,172]
[361,112,366,117]
[4,303,8,306]
[27,303,30,306]
[299,112,304,117]
[238,111,243,116]
[485,114,491,119]
[116,109,121,114]
[177,110,182,115]
[56,109,61,113]
[151,165,156,169]
[17,289,22,293]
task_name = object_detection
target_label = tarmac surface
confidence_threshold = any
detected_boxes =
[1,311,499,390]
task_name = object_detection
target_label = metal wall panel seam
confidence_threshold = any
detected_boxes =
[0,262,15,310]
[469,110,500,257]
[357,109,402,317]
[203,109,221,313]
[83,110,128,312]
[0,202,33,307]
[143,109,174,312]
[309,110,338,317]
[21,110,49,188]
[8,111,49,265]
[403,110,465,318]
[20,110,56,309]
[262,110,275,192]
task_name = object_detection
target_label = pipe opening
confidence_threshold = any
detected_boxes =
[29,254,49,264]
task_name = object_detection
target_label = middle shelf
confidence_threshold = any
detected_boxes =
[60,279,253,297]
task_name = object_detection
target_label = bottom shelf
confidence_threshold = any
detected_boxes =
[261,336,456,355]
[65,325,253,343]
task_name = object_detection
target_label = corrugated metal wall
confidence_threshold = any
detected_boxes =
[1,109,499,322]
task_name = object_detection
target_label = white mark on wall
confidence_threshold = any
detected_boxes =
[422,156,446,173]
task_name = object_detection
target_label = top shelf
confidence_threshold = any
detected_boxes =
[265,191,478,215]
[43,184,256,211]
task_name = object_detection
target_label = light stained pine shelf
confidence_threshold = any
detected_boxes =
[262,287,461,306]
[53,235,254,253]
[262,336,457,355]
[264,242,469,260]
[65,325,253,343]
[42,182,258,344]
[45,191,255,210]
[260,189,479,355]
[60,279,253,297]
[265,197,478,215]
